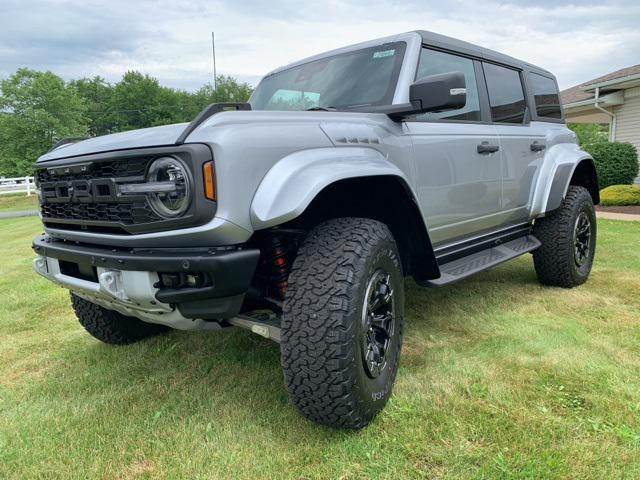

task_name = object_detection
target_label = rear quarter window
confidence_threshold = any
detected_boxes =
[530,72,562,119]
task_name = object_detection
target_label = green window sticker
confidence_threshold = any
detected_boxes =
[373,49,395,59]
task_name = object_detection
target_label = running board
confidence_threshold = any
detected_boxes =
[423,235,541,287]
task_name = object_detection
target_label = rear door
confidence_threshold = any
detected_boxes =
[406,48,502,247]
[482,62,544,223]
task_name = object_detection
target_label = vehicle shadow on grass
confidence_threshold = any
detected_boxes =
[32,258,541,439]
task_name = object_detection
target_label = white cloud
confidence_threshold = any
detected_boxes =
[1,0,639,90]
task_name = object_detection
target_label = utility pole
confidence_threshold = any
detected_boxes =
[211,31,217,90]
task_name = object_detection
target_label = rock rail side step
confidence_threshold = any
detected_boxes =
[423,235,541,287]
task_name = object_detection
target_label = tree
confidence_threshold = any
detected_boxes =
[0,68,254,176]
[184,75,254,119]
[108,71,203,131]
[70,76,115,137]
[567,123,609,146]
[0,68,88,176]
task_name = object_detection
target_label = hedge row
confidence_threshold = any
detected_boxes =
[600,185,640,206]
[583,142,639,190]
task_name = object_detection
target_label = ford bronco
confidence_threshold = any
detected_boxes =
[32,31,599,429]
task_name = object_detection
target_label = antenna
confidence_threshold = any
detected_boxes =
[211,31,217,90]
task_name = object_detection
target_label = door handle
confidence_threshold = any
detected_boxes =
[530,142,546,152]
[477,142,500,154]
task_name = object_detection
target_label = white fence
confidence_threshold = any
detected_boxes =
[0,176,36,196]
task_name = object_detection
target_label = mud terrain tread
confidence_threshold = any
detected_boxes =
[71,294,168,345]
[281,217,400,429]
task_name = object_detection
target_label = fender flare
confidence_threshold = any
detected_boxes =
[250,146,440,280]
[251,147,416,229]
[530,144,596,216]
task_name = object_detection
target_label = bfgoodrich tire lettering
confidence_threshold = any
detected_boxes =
[71,294,168,345]
[280,217,404,429]
[533,186,597,288]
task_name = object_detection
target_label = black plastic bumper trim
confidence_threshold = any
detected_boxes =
[32,235,259,300]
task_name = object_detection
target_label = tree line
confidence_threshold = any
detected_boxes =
[0,69,253,176]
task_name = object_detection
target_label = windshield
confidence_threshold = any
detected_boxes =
[250,42,406,111]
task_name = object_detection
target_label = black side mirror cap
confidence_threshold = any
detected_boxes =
[382,71,467,120]
[410,71,466,114]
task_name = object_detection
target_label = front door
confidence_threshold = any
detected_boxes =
[406,47,502,247]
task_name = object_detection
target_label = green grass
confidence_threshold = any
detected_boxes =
[1,218,639,479]
[0,193,38,212]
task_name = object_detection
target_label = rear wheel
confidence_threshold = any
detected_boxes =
[533,186,597,287]
[71,294,168,345]
[280,218,404,429]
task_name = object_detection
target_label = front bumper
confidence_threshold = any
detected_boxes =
[32,234,260,329]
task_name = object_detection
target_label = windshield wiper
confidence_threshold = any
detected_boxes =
[306,106,337,111]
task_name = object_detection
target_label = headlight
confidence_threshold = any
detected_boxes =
[146,157,192,218]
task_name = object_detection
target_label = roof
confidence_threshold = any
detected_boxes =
[415,30,551,75]
[561,64,640,105]
[267,30,553,78]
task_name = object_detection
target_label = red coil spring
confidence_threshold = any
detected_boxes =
[260,235,290,301]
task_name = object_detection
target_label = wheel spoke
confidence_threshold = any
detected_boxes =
[370,312,392,334]
[368,295,383,313]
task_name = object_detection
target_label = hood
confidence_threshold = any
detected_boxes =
[37,109,395,163]
[37,123,189,162]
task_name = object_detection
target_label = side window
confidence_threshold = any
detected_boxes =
[530,72,562,119]
[414,48,481,122]
[483,63,527,124]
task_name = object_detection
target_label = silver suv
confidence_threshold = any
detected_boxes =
[32,31,599,429]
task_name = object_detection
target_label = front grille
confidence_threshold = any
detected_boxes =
[36,158,149,183]
[41,201,159,225]
[37,156,163,233]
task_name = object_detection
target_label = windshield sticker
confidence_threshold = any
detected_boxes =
[373,49,395,59]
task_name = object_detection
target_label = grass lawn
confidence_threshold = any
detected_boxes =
[0,193,38,212]
[0,217,639,479]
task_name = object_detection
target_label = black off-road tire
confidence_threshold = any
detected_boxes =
[71,294,168,345]
[281,217,404,429]
[533,186,597,288]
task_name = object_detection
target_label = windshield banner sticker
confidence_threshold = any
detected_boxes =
[373,49,395,59]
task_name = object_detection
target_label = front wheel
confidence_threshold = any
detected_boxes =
[71,294,168,345]
[280,218,404,429]
[533,186,597,287]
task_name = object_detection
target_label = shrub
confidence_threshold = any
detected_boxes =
[583,142,639,190]
[600,185,640,206]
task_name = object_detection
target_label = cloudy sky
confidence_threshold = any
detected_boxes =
[2,0,639,92]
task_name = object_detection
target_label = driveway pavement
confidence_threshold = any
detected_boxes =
[596,211,640,221]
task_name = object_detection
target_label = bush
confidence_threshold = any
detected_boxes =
[600,185,640,206]
[583,142,639,190]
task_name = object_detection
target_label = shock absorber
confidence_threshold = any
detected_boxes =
[260,234,290,301]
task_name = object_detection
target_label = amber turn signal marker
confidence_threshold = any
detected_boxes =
[203,161,216,201]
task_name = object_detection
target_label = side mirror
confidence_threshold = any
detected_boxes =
[410,71,467,114]
[382,71,467,120]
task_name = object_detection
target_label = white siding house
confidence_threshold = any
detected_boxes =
[561,65,640,183]
[613,86,640,154]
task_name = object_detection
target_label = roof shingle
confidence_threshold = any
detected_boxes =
[561,64,640,105]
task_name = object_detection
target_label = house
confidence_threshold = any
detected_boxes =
[561,64,640,152]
